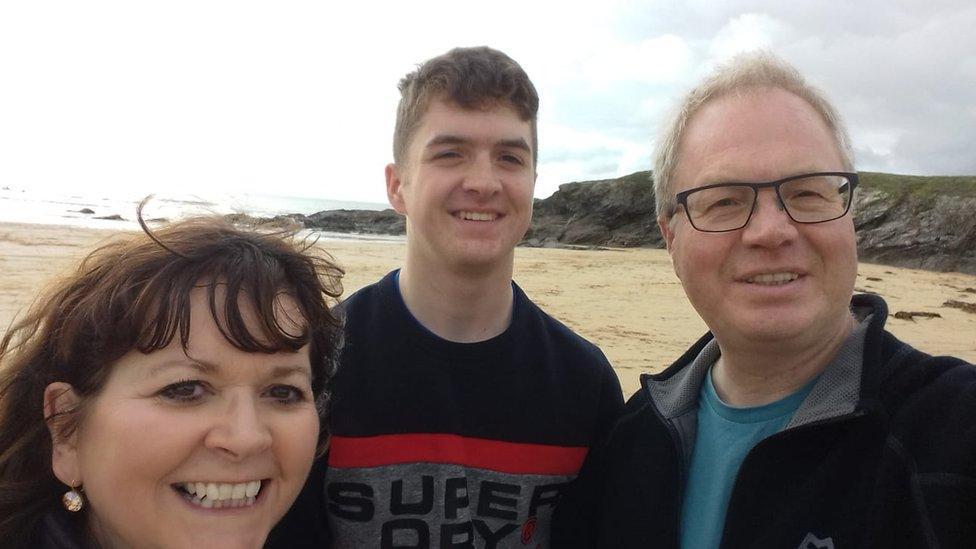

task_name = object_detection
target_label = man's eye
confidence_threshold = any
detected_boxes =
[433,151,461,160]
[158,380,207,403]
[500,153,524,165]
[264,385,307,405]
[706,197,742,210]
[794,190,827,199]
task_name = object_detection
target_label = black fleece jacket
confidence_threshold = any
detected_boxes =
[551,294,976,548]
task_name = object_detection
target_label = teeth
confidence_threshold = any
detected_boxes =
[457,211,497,221]
[746,272,799,285]
[180,480,263,509]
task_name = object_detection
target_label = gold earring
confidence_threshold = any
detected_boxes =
[62,482,84,512]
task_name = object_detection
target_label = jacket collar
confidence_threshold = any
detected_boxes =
[641,294,886,429]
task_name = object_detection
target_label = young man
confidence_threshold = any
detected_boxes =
[271,46,623,548]
[552,52,976,548]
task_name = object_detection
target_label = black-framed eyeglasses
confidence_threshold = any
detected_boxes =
[674,172,858,233]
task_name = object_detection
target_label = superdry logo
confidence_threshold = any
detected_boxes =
[520,516,537,545]
[324,434,586,547]
[798,532,835,549]
[327,476,567,548]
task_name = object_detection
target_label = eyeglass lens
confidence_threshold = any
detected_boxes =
[685,174,852,231]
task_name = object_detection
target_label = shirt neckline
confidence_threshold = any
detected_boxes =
[701,368,819,424]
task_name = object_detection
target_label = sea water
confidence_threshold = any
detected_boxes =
[0,185,396,240]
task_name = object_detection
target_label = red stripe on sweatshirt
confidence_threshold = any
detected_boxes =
[328,434,588,476]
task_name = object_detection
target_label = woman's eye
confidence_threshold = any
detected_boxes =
[158,380,207,403]
[264,385,307,404]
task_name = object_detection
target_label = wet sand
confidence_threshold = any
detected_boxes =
[2,222,974,395]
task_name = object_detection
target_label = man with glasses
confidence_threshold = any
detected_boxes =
[551,52,976,548]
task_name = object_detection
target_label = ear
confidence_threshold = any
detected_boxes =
[658,214,682,281]
[385,163,408,215]
[44,382,82,486]
[657,215,677,253]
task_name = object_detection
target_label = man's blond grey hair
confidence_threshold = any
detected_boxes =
[652,50,855,218]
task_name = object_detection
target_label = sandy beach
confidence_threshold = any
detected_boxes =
[2,221,975,395]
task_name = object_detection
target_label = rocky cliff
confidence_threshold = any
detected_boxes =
[524,171,661,248]
[524,170,976,274]
[296,170,976,275]
[853,173,976,274]
[303,208,406,235]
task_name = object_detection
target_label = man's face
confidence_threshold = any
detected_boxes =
[386,98,536,271]
[658,87,857,348]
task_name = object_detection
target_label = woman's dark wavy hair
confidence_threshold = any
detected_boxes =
[0,215,343,545]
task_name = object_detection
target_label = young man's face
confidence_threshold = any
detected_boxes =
[659,87,858,349]
[387,97,536,271]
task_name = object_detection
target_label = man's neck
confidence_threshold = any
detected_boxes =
[711,315,856,407]
[398,252,515,343]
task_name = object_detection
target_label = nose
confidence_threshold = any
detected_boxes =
[460,153,502,197]
[740,188,798,248]
[205,393,273,460]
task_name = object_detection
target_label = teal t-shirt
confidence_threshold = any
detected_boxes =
[679,369,817,549]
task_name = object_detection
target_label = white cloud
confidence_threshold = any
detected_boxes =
[707,13,788,60]
[1,0,973,207]
[579,35,693,87]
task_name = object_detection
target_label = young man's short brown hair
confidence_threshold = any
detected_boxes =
[392,46,540,166]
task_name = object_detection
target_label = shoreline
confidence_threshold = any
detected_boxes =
[2,221,974,395]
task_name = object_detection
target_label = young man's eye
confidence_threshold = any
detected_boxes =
[264,384,307,405]
[433,150,461,160]
[499,153,529,168]
[157,380,208,403]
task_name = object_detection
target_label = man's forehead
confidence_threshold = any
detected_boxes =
[410,98,532,146]
[675,88,843,187]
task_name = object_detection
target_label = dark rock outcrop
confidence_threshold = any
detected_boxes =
[303,209,406,235]
[524,171,662,248]
[523,170,976,275]
[274,170,975,275]
[852,173,976,275]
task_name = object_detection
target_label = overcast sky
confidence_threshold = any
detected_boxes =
[2,0,973,205]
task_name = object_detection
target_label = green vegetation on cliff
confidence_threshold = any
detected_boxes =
[858,172,976,202]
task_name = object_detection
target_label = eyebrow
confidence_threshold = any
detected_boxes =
[145,359,311,382]
[698,167,831,186]
[146,359,217,379]
[425,134,532,153]
[268,365,312,382]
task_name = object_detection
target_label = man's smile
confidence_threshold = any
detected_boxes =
[742,272,802,285]
[454,210,500,222]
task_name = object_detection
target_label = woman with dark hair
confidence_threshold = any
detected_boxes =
[0,216,344,548]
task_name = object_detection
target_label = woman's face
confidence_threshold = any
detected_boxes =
[50,288,319,549]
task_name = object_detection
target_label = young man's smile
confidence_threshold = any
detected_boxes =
[387,97,536,271]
